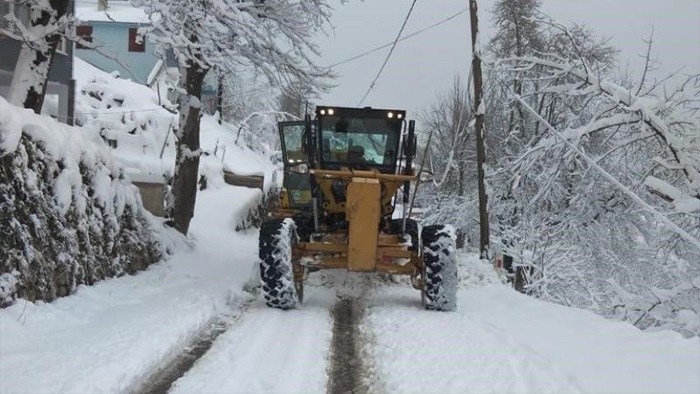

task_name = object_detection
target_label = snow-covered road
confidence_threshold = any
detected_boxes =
[363,285,582,393]
[167,288,335,394]
[2,185,699,394]
[363,280,700,394]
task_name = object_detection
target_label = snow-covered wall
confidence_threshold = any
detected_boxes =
[0,97,174,307]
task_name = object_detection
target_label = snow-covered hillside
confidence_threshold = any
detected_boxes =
[73,58,277,188]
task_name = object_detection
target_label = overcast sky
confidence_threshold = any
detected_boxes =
[316,0,700,117]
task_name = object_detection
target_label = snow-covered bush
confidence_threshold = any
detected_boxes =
[233,110,296,155]
[234,189,267,232]
[419,193,479,248]
[0,97,174,306]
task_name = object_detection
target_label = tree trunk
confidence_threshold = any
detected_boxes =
[469,0,490,259]
[217,69,224,125]
[457,160,465,196]
[171,60,207,235]
[8,0,69,113]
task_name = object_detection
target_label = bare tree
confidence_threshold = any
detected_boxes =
[278,79,314,119]
[421,76,472,195]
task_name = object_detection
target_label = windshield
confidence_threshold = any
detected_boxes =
[319,116,400,169]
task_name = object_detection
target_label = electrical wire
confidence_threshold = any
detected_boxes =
[328,8,467,69]
[54,4,464,114]
[357,0,419,107]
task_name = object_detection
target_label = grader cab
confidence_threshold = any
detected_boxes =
[259,106,457,311]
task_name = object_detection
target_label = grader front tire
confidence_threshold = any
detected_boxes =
[421,225,458,312]
[259,219,299,310]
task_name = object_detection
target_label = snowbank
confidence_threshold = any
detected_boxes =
[0,96,176,306]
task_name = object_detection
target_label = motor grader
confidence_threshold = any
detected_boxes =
[259,106,457,311]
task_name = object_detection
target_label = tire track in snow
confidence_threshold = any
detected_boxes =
[326,272,378,394]
[165,287,335,393]
[136,312,244,394]
[327,298,366,394]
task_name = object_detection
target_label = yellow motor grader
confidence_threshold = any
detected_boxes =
[259,106,457,311]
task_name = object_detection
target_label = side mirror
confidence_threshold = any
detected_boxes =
[291,163,309,174]
[410,134,417,159]
[403,134,417,159]
[304,114,312,156]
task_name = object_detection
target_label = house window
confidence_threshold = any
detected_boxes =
[0,1,24,32]
[76,25,93,49]
[128,28,145,52]
[0,1,10,31]
[55,36,67,55]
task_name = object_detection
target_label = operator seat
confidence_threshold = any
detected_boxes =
[348,145,368,165]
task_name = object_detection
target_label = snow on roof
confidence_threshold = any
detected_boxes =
[76,2,150,24]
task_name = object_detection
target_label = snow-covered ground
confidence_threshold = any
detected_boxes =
[0,184,262,393]
[364,280,700,394]
[168,289,335,394]
[2,189,699,393]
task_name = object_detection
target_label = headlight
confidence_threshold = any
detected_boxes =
[328,108,335,115]
[387,112,394,118]
[320,109,326,115]
[397,113,403,119]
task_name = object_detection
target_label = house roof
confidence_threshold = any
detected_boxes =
[76,2,150,24]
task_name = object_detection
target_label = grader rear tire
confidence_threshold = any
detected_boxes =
[259,218,298,309]
[421,225,458,311]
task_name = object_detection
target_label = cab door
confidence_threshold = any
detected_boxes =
[278,121,312,208]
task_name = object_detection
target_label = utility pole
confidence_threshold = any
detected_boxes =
[469,0,490,259]
[217,69,223,125]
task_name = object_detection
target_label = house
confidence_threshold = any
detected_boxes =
[75,1,169,87]
[0,0,76,124]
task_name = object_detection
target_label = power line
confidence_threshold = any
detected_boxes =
[328,8,467,69]
[64,6,463,113]
[357,0,419,107]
